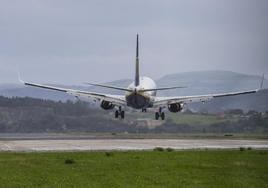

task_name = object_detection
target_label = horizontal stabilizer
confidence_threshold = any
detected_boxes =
[85,83,132,92]
[140,86,187,92]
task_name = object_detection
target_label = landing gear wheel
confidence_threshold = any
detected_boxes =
[161,112,165,120]
[142,108,147,112]
[115,110,119,118]
[115,106,125,119]
[120,111,125,119]
[155,112,160,120]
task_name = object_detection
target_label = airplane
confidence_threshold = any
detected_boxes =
[19,34,264,120]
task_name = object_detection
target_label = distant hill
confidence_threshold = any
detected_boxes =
[0,71,267,112]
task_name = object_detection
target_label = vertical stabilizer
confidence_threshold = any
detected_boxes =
[135,34,140,86]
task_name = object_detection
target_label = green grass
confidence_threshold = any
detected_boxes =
[0,150,267,188]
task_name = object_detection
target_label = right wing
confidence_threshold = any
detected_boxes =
[153,89,259,107]
[153,74,265,108]
[21,80,126,106]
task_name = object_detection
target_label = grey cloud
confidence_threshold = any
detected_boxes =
[0,0,267,84]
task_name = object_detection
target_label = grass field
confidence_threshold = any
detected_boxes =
[0,150,267,188]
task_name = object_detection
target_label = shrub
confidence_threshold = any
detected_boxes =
[153,147,165,152]
[65,159,75,164]
[259,151,266,155]
[105,152,113,157]
[166,148,174,152]
[239,147,245,152]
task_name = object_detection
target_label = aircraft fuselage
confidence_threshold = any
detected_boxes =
[126,77,156,109]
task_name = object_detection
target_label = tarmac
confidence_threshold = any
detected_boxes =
[1,139,268,152]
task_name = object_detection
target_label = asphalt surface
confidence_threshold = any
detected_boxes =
[1,139,268,151]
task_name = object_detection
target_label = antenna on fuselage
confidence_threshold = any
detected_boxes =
[135,34,140,87]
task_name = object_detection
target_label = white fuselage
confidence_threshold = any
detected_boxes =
[125,77,157,109]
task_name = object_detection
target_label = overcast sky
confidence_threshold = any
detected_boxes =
[0,0,267,84]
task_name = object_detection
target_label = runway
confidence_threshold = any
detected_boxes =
[1,139,268,151]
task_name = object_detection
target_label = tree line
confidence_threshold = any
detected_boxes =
[0,96,267,133]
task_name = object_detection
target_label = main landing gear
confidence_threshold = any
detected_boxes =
[142,108,147,112]
[115,106,125,119]
[155,107,165,120]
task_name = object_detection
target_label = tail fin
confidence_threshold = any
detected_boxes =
[135,34,140,86]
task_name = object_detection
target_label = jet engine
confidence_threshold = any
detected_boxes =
[100,100,115,110]
[168,103,183,113]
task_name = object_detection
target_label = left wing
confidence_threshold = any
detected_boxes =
[21,80,126,106]
[153,89,259,107]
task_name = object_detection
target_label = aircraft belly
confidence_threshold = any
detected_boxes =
[126,93,151,109]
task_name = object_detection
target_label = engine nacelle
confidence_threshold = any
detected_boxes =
[100,100,115,110]
[168,103,183,113]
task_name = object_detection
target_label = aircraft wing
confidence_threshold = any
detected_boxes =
[154,74,264,107]
[22,81,126,106]
[153,89,259,107]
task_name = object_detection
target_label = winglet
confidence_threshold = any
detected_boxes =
[259,73,264,90]
[16,65,24,84]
